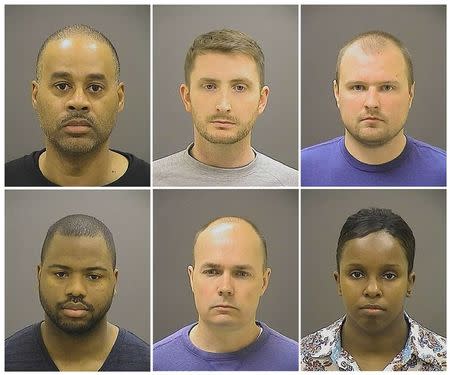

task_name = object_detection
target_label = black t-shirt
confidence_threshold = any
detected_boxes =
[5,149,150,186]
[5,323,150,371]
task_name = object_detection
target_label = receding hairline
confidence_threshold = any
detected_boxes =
[35,25,120,82]
[192,216,268,269]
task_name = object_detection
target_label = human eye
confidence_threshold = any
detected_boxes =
[87,274,102,281]
[351,84,365,91]
[202,268,220,276]
[383,272,397,280]
[54,271,68,278]
[380,84,394,92]
[234,270,250,278]
[233,84,247,92]
[54,82,71,91]
[202,83,216,91]
[87,83,104,93]
[350,270,364,279]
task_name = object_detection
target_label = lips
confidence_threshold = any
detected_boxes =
[360,304,385,311]
[361,116,383,122]
[61,302,90,318]
[212,304,237,310]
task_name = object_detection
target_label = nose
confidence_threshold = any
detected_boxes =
[364,87,380,109]
[66,274,87,298]
[66,87,90,113]
[218,273,234,296]
[216,89,231,113]
[363,277,382,298]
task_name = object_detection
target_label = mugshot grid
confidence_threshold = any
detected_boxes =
[2,2,448,373]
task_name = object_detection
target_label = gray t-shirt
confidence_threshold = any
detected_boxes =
[153,145,298,187]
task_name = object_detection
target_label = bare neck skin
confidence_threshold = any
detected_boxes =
[189,319,261,353]
[191,131,255,169]
[39,142,128,186]
[341,314,408,371]
[40,317,119,371]
[344,130,407,165]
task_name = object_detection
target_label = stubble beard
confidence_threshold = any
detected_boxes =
[38,286,114,336]
[192,110,258,145]
[344,121,405,148]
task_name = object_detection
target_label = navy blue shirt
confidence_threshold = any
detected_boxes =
[5,323,150,371]
[301,136,446,186]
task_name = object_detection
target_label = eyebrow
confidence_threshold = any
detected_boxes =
[198,77,254,85]
[345,80,400,86]
[343,263,402,268]
[199,263,255,270]
[47,264,109,272]
[50,72,107,81]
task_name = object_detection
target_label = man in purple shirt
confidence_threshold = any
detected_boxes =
[153,216,298,371]
[301,30,445,186]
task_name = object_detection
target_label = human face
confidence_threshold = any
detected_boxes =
[32,35,125,155]
[180,53,269,145]
[188,221,270,330]
[334,231,415,335]
[334,43,414,147]
[38,234,118,335]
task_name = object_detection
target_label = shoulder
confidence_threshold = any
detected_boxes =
[110,150,150,186]
[6,150,47,186]
[153,325,194,370]
[254,152,299,186]
[301,318,343,359]
[153,325,189,352]
[409,317,446,369]
[153,149,186,170]
[104,327,150,371]
[5,323,50,371]
[261,323,298,350]
[407,137,446,160]
[301,137,343,157]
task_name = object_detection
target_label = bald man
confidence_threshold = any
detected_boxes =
[6,24,150,186]
[153,216,298,371]
[301,30,445,186]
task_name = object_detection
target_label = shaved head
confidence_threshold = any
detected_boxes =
[193,216,267,269]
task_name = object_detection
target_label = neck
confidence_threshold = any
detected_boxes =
[40,142,128,186]
[189,319,261,353]
[40,317,116,361]
[341,313,408,361]
[344,131,407,165]
[191,133,255,168]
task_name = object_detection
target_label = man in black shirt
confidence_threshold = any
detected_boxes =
[6,24,149,186]
[5,214,150,371]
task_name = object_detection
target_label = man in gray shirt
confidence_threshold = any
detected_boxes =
[153,29,298,187]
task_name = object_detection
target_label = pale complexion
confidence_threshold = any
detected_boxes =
[32,34,127,186]
[334,41,415,165]
[180,53,269,168]
[187,220,271,352]
[38,234,119,370]
[334,231,415,370]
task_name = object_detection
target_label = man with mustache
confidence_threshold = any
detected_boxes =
[5,214,150,371]
[301,31,446,186]
[153,216,298,370]
[153,29,298,186]
[6,24,150,186]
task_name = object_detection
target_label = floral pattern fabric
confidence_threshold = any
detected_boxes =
[301,313,446,371]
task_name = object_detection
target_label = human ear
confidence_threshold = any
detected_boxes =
[333,80,340,109]
[406,272,416,297]
[180,84,192,112]
[257,86,270,114]
[31,81,39,109]
[187,265,194,292]
[333,271,342,296]
[117,82,125,112]
[408,82,415,109]
[260,267,271,296]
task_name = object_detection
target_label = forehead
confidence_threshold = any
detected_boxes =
[40,34,116,80]
[339,42,408,83]
[43,234,112,267]
[340,231,408,268]
[194,222,264,267]
[190,52,259,83]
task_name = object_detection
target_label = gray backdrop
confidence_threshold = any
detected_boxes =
[301,5,446,150]
[153,5,298,168]
[301,189,446,337]
[5,5,150,162]
[5,190,150,343]
[153,189,298,342]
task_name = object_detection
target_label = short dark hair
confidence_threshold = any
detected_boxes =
[184,29,265,88]
[335,30,414,89]
[193,216,268,269]
[336,208,415,274]
[41,214,116,268]
[36,24,120,82]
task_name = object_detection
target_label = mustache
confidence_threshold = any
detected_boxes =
[206,114,238,123]
[59,113,95,128]
[57,298,94,311]
[359,111,386,122]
